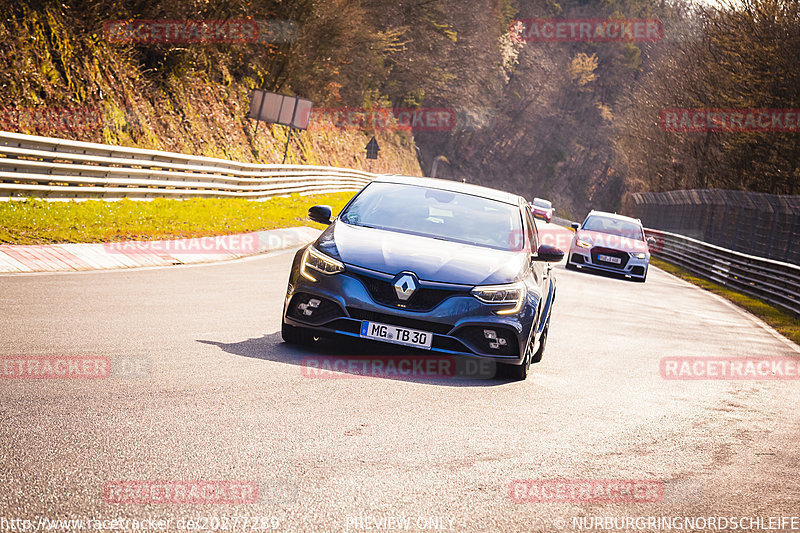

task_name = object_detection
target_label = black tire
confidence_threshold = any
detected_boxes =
[501,355,530,381]
[530,322,549,364]
[634,269,648,283]
[281,321,316,346]
[565,261,578,271]
[499,326,538,381]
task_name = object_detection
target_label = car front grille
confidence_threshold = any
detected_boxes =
[591,247,630,269]
[351,273,468,312]
[346,308,454,335]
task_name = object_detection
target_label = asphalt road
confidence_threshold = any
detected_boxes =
[1,224,799,532]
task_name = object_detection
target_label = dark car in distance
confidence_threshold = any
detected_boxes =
[281,175,563,380]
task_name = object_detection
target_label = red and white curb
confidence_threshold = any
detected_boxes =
[0,226,321,273]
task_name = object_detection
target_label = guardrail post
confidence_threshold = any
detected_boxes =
[748,209,758,255]
[766,206,779,258]
[718,205,728,248]
[786,213,798,262]
[731,207,743,251]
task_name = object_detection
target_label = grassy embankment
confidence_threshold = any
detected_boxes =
[0,7,420,247]
[0,193,355,244]
[0,7,422,173]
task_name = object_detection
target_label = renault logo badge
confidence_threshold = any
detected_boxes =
[393,273,418,301]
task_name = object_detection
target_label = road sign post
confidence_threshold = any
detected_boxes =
[365,136,379,172]
[365,136,379,159]
[247,90,313,163]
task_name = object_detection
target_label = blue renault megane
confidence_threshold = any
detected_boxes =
[281,175,563,380]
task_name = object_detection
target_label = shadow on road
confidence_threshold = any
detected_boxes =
[197,333,520,387]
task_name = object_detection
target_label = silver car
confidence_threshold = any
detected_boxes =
[566,211,651,282]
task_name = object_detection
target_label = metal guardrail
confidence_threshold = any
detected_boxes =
[646,228,800,316]
[550,213,798,316]
[631,189,800,265]
[5,131,796,315]
[0,131,375,200]
[551,216,575,229]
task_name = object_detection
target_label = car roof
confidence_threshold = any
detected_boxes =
[374,175,523,205]
[585,210,642,225]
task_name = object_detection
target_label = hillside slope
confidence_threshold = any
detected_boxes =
[0,4,422,174]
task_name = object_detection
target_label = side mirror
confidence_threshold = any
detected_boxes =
[533,244,564,263]
[308,205,332,225]
[646,236,656,245]
[570,222,580,230]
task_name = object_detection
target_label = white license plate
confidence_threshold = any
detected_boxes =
[360,321,433,349]
[597,254,622,264]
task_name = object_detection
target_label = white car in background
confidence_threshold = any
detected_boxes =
[566,211,651,282]
[531,198,554,223]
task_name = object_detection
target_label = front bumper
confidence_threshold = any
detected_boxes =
[567,243,649,278]
[283,262,539,365]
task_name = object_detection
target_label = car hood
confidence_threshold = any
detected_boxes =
[317,222,526,285]
[575,230,648,253]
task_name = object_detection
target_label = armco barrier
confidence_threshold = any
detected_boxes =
[646,228,800,316]
[0,131,376,200]
[631,189,800,265]
[551,216,575,229]
[552,213,799,316]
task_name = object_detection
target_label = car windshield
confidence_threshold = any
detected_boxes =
[533,199,551,209]
[339,182,523,251]
[582,215,644,241]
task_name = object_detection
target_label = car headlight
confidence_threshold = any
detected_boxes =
[633,252,647,259]
[471,281,526,315]
[300,246,344,281]
[576,239,592,249]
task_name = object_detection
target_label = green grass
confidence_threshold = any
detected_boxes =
[0,192,356,244]
[651,257,800,346]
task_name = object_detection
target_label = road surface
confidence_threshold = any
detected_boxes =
[1,224,798,532]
